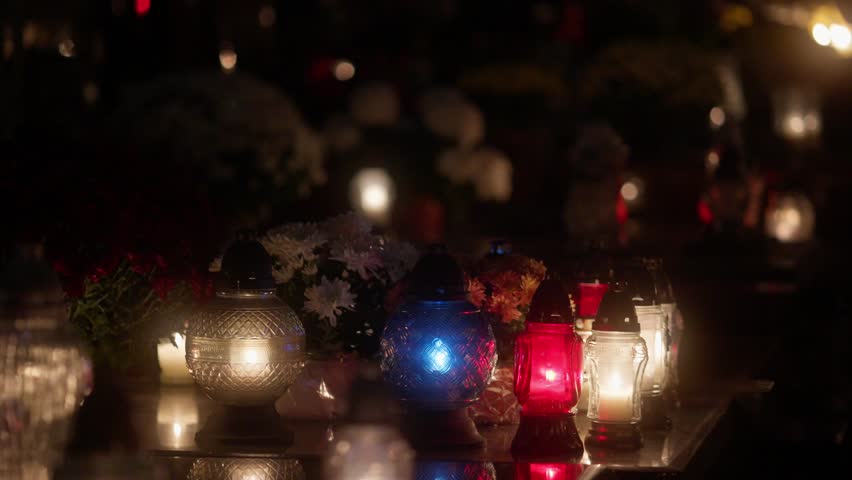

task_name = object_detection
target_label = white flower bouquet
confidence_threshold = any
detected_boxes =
[261,213,418,357]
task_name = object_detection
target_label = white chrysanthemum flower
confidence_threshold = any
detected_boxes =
[471,147,513,203]
[304,277,357,326]
[330,248,383,281]
[262,223,327,282]
[208,256,223,273]
[349,82,400,127]
[382,241,419,283]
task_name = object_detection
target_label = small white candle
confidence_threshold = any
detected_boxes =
[157,333,193,385]
[597,373,634,422]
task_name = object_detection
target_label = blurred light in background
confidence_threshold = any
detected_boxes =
[258,5,277,28]
[350,168,395,226]
[765,193,815,243]
[135,0,151,17]
[812,23,832,45]
[620,177,645,209]
[705,151,720,175]
[57,38,74,58]
[773,88,821,142]
[333,60,356,81]
[829,23,852,51]
[82,82,99,105]
[219,48,237,73]
[708,106,726,129]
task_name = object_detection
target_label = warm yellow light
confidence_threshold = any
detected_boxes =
[258,5,276,28]
[350,168,395,226]
[620,182,639,202]
[219,48,237,73]
[706,151,720,173]
[172,422,183,438]
[830,23,852,50]
[709,106,726,129]
[812,23,832,46]
[544,368,557,382]
[786,115,806,136]
[333,60,355,81]
[58,38,74,58]
[242,348,260,364]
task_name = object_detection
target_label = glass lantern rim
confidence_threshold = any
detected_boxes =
[216,288,277,299]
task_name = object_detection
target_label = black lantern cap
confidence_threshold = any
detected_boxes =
[407,245,466,300]
[645,258,675,304]
[219,231,276,291]
[0,244,65,315]
[526,278,575,324]
[615,259,658,306]
[594,283,639,333]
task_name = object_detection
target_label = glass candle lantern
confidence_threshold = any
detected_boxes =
[381,247,497,448]
[646,259,679,395]
[186,235,306,446]
[414,461,496,480]
[585,286,647,450]
[511,279,584,460]
[325,365,414,480]
[0,245,91,480]
[188,458,305,480]
[515,463,583,480]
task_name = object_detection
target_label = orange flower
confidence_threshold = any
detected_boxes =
[519,274,542,306]
[467,278,487,307]
[488,293,523,324]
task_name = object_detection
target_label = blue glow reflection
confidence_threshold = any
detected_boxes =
[425,338,452,374]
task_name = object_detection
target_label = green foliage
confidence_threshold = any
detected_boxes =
[69,261,195,370]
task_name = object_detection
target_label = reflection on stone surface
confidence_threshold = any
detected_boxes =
[156,389,200,449]
[414,461,496,480]
[188,458,305,480]
[324,425,414,480]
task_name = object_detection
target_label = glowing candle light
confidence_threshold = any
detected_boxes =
[381,247,496,448]
[350,168,395,227]
[511,279,584,459]
[157,332,193,384]
[585,285,647,449]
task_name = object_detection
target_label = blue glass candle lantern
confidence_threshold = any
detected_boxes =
[381,247,497,448]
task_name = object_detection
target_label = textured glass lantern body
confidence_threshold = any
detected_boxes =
[0,323,90,479]
[188,457,305,480]
[414,461,496,480]
[185,290,306,406]
[634,305,668,396]
[324,425,414,480]
[515,463,583,480]
[381,299,497,410]
[514,323,583,415]
[585,331,647,424]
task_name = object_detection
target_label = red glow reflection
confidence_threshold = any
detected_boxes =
[135,0,151,16]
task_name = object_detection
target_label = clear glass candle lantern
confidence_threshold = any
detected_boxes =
[0,245,91,480]
[325,365,414,480]
[381,247,497,448]
[585,285,647,450]
[186,235,306,446]
[627,262,671,427]
[188,458,305,480]
[646,259,679,394]
[511,279,584,460]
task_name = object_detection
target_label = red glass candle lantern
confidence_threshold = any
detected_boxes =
[515,463,583,480]
[577,282,609,320]
[511,279,584,460]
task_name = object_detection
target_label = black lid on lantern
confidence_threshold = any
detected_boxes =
[219,231,276,291]
[645,258,675,304]
[0,244,66,320]
[526,278,575,324]
[616,259,658,307]
[408,245,466,300]
[345,364,401,425]
[594,283,640,333]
